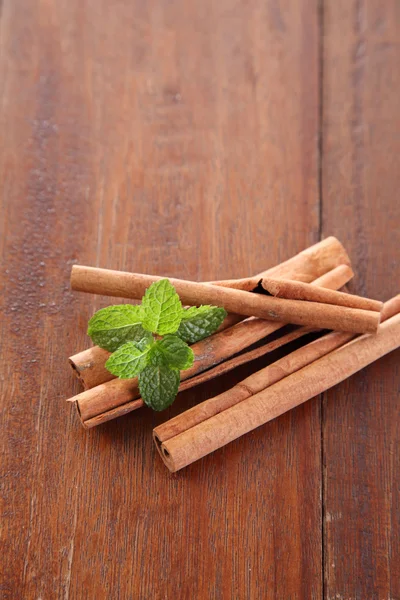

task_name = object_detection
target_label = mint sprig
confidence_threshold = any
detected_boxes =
[87,279,226,411]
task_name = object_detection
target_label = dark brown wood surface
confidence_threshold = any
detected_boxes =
[322,2,400,599]
[0,1,397,599]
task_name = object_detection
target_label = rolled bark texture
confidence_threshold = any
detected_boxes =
[68,264,354,428]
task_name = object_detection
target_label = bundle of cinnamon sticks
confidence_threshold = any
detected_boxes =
[67,237,400,472]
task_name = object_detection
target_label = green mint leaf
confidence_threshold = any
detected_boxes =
[152,335,194,370]
[138,363,180,411]
[176,305,227,343]
[105,340,153,379]
[87,304,151,352]
[141,279,183,335]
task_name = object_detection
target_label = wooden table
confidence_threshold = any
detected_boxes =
[1,2,399,598]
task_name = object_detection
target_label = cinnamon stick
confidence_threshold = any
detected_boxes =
[71,264,378,333]
[261,277,382,312]
[154,296,400,472]
[68,265,353,427]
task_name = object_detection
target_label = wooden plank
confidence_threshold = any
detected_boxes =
[322,2,400,598]
[0,1,321,598]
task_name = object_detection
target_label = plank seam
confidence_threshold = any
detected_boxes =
[318,1,327,599]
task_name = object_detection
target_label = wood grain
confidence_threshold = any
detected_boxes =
[0,1,321,599]
[1,0,397,598]
[322,2,400,599]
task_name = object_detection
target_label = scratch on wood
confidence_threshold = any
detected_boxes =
[22,492,37,584]
[64,498,78,600]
